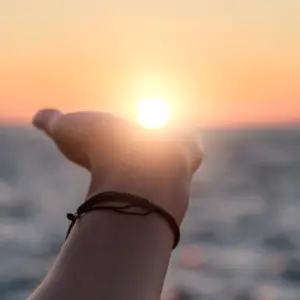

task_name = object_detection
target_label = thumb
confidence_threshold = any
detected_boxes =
[33,109,62,137]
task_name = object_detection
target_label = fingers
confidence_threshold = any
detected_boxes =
[169,128,204,174]
[181,129,203,174]
[32,109,62,137]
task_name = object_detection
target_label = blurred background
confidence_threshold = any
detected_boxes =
[0,1,300,299]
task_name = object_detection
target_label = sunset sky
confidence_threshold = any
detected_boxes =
[0,0,300,127]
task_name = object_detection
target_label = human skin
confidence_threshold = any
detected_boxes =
[28,109,202,300]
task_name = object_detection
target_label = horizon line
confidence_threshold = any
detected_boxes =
[0,116,299,131]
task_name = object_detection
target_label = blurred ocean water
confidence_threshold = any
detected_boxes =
[0,125,300,300]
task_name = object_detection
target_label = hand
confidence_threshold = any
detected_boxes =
[33,109,203,224]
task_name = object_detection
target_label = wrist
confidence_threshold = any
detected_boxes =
[87,169,190,225]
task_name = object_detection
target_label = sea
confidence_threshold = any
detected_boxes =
[0,124,300,300]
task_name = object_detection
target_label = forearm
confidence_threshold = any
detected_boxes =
[28,207,174,300]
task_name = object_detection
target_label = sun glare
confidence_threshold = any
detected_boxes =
[137,98,169,129]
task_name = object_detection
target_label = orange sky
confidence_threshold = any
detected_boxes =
[0,0,300,127]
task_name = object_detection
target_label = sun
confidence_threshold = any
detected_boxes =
[137,98,169,129]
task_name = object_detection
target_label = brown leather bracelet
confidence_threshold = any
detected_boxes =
[66,191,180,249]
